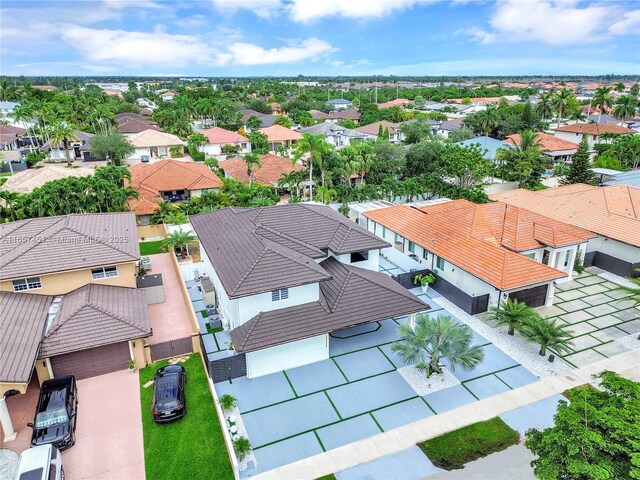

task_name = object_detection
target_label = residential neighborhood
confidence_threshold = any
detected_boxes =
[0,1,639,480]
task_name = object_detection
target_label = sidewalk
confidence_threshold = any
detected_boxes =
[252,349,639,479]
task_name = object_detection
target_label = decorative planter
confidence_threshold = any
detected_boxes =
[228,415,237,423]
[230,425,238,434]
[227,349,235,357]
[421,285,428,293]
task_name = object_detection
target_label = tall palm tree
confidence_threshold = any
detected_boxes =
[150,200,177,224]
[552,89,573,124]
[614,82,625,93]
[612,95,638,120]
[488,299,536,336]
[162,229,197,260]
[243,153,261,188]
[535,92,553,123]
[480,105,500,135]
[293,133,331,200]
[498,130,545,188]
[277,171,299,193]
[592,86,613,122]
[49,124,79,167]
[391,314,485,378]
[521,315,574,356]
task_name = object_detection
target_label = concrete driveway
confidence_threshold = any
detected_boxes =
[1,371,144,480]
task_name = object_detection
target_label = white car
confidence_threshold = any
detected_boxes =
[15,445,64,480]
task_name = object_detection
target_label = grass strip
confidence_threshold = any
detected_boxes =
[417,417,519,470]
[139,240,165,256]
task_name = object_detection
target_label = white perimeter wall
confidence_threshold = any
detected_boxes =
[587,236,639,263]
[202,144,222,155]
[246,334,329,378]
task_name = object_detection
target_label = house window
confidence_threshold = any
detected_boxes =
[350,250,369,263]
[271,288,289,301]
[525,253,536,260]
[91,266,118,280]
[563,250,571,267]
[422,249,429,260]
[12,277,42,292]
[436,256,445,270]
[408,241,415,254]
[382,226,387,238]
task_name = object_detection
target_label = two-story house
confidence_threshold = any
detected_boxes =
[190,204,428,379]
[554,123,637,150]
[355,120,405,143]
[299,121,369,148]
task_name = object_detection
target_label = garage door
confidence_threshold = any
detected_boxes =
[51,342,131,380]
[509,284,548,308]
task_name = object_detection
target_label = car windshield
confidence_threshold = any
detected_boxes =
[35,408,68,428]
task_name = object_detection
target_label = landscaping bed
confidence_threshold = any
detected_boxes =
[417,417,519,470]
[139,240,166,256]
[139,355,234,480]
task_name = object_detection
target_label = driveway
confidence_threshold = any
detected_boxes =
[1,371,144,480]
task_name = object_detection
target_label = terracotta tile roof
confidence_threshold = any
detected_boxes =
[377,99,410,109]
[1,292,53,383]
[0,213,139,280]
[554,123,636,135]
[39,284,151,357]
[219,154,303,186]
[230,256,428,353]
[201,126,248,145]
[259,125,303,142]
[127,129,183,148]
[190,204,390,299]
[364,200,589,290]
[127,160,222,215]
[356,120,401,136]
[326,108,361,121]
[489,184,640,248]
[504,132,579,152]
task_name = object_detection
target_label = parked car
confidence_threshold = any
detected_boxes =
[28,376,78,451]
[152,365,187,423]
[141,155,150,163]
[14,444,64,480]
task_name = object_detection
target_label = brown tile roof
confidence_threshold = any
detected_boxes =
[489,184,640,248]
[259,125,303,142]
[504,132,579,153]
[364,200,586,290]
[202,126,248,145]
[1,292,53,383]
[219,154,303,186]
[230,257,428,353]
[309,109,329,120]
[0,124,26,136]
[554,123,636,135]
[356,120,401,136]
[190,204,390,299]
[326,108,361,121]
[0,213,140,280]
[127,160,223,215]
[39,284,151,357]
[118,118,162,134]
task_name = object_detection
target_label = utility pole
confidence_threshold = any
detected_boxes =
[375,86,378,104]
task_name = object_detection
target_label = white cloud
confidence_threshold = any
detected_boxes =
[288,0,438,23]
[608,9,640,35]
[210,0,283,19]
[222,38,337,65]
[456,26,496,44]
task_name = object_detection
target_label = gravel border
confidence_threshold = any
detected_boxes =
[222,405,257,472]
[431,296,572,378]
[397,365,460,396]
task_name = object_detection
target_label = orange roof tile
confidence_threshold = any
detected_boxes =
[219,154,303,186]
[489,184,640,248]
[202,126,248,145]
[364,200,594,290]
[259,125,303,142]
[504,132,579,153]
[554,123,636,135]
[126,160,222,215]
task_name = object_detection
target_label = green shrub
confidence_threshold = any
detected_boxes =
[169,145,184,158]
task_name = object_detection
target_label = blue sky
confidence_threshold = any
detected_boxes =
[1,0,639,76]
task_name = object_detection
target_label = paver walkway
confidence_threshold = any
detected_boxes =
[252,349,639,479]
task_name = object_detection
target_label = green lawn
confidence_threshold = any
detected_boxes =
[315,475,337,480]
[139,240,166,256]
[417,417,519,470]
[139,355,234,480]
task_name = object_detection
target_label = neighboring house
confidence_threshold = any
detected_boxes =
[603,170,640,188]
[456,135,512,162]
[364,199,594,313]
[490,184,640,277]
[326,108,361,124]
[119,118,163,134]
[219,153,304,187]
[0,124,25,150]
[240,109,276,129]
[40,131,98,162]
[355,120,404,143]
[586,114,624,125]
[201,126,251,156]
[376,98,410,109]
[160,91,176,102]
[258,125,303,152]
[1,165,95,194]
[299,121,369,147]
[309,109,329,121]
[190,204,428,379]
[435,118,464,138]
[127,159,223,222]
[326,98,353,110]
[127,129,184,160]
[554,123,637,150]
[504,132,579,163]
[0,101,18,116]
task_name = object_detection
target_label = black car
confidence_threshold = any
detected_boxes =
[28,376,78,451]
[152,365,187,423]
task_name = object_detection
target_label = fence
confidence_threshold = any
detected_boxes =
[137,224,166,240]
[392,269,432,289]
[149,336,195,362]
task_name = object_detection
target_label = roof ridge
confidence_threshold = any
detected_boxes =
[237,313,262,351]
[256,223,324,255]
[329,270,352,313]
[1,217,66,271]
[231,247,268,296]
[63,224,136,260]
[329,223,350,252]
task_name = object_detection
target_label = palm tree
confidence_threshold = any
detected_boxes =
[162,229,197,260]
[277,171,299,193]
[614,82,625,93]
[293,133,331,200]
[630,83,640,97]
[488,299,535,336]
[162,210,189,225]
[612,95,638,120]
[498,130,545,188]
[552,89,573,124]
[479,105,500,135]
[243,153,261,188]
[569,110,586,122]
[49,124,79,167]
[535,92,553,123]
[521,315,574,356]
[592,86,613,122]
[150,200,176,224]
[391,314,485,378]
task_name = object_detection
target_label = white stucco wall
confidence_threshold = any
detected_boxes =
[587,236,639,263]
[330,249,380,272]
[202,143,222,155]
[236,283,319,328]
[246,334,329,378]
